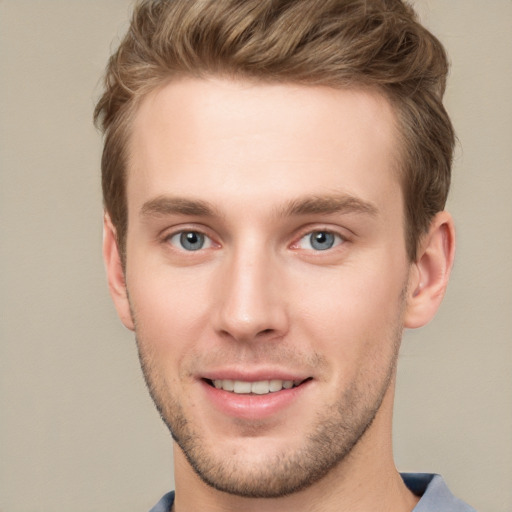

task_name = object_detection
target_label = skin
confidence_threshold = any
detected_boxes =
[103,77,455,512]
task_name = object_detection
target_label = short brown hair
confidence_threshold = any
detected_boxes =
[94,0,455,262]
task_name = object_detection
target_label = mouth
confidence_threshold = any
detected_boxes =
[204,378,311,395]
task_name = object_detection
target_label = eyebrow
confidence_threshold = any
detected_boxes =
[277,194,378,218]
[140,196,219,218]
[139,193,378,220]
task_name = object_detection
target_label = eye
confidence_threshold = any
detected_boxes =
[296,230,343,251]
[167,230,213,251]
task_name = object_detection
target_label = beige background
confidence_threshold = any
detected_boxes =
[0,1,510,511]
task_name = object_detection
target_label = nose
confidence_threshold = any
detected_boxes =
[213,246,289,343]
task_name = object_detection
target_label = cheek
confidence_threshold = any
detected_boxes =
[293,258,405,325]
[290,261,406,371]
[126,258,214,360]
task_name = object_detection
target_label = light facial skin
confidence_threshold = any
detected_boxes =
[103,78,455,512]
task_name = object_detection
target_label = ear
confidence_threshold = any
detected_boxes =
[103,213,135,331]
[404,211,456,329]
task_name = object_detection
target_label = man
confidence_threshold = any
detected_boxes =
[94,0,476,510]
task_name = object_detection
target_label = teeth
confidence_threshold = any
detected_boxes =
[269,379,284,392]
[212,379,297,394]
[251,380,269,395]
[233,381,252,394]
[222,379,234,391]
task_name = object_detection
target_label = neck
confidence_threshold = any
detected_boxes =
[172,382,419,512]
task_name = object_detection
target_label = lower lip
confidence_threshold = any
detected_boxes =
[201,380,311,420]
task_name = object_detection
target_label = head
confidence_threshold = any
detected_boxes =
[96,0,456,502]
[95,0,454,266]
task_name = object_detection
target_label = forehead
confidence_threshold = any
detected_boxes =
[127,77,402,217]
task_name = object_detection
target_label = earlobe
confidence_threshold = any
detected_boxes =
[404,211,456,329]
[103,213,135,331]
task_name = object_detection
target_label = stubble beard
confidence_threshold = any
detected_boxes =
[135,329,401,499]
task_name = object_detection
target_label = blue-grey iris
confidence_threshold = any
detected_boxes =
[180,231,205,251]
[310,231,335,251]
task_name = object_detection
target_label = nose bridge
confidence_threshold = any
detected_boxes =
[214,238,287,342]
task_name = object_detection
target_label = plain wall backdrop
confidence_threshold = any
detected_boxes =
[0,1,511,511]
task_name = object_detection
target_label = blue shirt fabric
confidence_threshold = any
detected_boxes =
[149,473,476,512]
[401,473,476,512]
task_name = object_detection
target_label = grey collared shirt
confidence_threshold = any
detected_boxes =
[402,473,476,512]
[149,473,476,511]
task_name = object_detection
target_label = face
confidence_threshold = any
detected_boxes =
[115,78,414,497]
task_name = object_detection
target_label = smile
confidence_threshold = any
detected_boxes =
[202,376,313,419]
[208,379,307,395]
